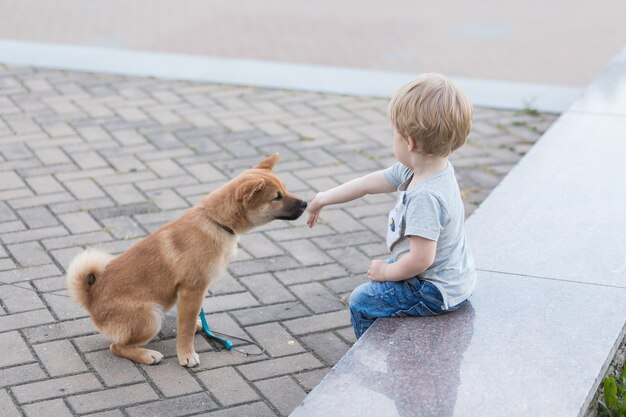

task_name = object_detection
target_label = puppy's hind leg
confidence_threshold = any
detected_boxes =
[108,305,164,365]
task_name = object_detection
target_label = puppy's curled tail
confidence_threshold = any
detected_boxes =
[66,249,114,309]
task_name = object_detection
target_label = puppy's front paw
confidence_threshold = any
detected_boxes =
[178,351,200,367]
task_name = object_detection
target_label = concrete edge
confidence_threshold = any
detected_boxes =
[0,39,582,113]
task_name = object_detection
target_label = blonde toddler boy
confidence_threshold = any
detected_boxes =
[307,73,476,338]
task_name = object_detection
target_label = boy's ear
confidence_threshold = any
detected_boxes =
[236,178,266,203]
[254,153,279,170]
[405,136,417,152]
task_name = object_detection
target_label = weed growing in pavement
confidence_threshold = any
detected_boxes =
[514,99,541,117]
[599,361,626,417]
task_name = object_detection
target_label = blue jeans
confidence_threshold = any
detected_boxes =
[349,276,466,339]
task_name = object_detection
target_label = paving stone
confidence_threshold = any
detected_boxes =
[124,392,215,417]
[141,357,203,397]
[68,383,159,415]
[294,368,330,392]
[9,192,75,210]
[278,239,332,266]
[185,163,227,182]
[324,275,368,295]
[17,206,59,228]
[64,178,107,200]
[0,221,26,239]
[194,402,277,417]
[0,363,47,389]
[289,282,345,313]
[237,353,323,381]
[196,367,259,406]
[43,291,88,320]
[146,159,186,177]
[12,373,102,403]
[25,175,66,194]
[57,212,101,234]
[0,389,21,417]
[8,241,52,268]
[33,339,88,376]
[229,256,301,277]
[0,258,13,270]
[72,334,111,354]
[85,348,144,387]
[71,151,108,170]
[22,398,73,417]
[274,264,347,286]
[1,226,68,245]
[0,281,45,312]
[99,216,146,240]
[144,189,189,210]
[283,310,351,335]
[0,264,61,284]
[239,274,295,304]
[41,231,112,251]
[312,230,381,250]
[22,317,94,343]
[0,170,26,190]
[102,184,146,205]
[0,309,55,332]
[245,322,306,357]
[105,154,146,173]
[50,198,113,215]
[208,273,246,295]
[239,233,284,258]
[300,332,351,365]
[90,202,157,220]
[202,292,260,314]
[266,224,334,242]
[0,202,17,222]
[255,376,308,416]
[232,302,311,327]
[327,246,370,274]
[83,410,125,417]
[197,347,267,370]
[0,330,35,368]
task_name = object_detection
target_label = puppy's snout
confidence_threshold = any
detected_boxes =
[298,200,308,209]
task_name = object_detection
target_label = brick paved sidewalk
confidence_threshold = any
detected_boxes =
[0,64,556,417]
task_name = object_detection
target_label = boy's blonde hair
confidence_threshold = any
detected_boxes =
[388,73,473,157]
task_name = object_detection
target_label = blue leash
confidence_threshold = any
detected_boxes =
[199,307,233,350]
[199,307,265,355]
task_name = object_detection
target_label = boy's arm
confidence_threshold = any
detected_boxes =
[368,236,436,281]
[307,170,395,228]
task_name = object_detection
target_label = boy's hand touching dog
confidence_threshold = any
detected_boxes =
[306,192,324,228]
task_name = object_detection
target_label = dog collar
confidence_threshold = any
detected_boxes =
[210,217,235,235]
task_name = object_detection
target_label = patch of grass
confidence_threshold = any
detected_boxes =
[495,123,509,133]
[600,362,626,417]
[299,134,315,142]
[515,99,541,117]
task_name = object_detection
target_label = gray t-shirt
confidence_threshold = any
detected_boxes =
[384,162,476,309]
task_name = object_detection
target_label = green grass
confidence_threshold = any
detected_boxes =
[600,361,626,417]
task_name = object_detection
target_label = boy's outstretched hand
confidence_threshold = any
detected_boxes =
[306,193,323,228]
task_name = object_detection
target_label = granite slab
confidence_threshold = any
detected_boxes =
[570,45,626,116]
[290,271,626,417]
[466,111,626,287]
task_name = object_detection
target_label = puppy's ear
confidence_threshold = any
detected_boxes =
[236,178,266,203]
[254,153,279,170]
